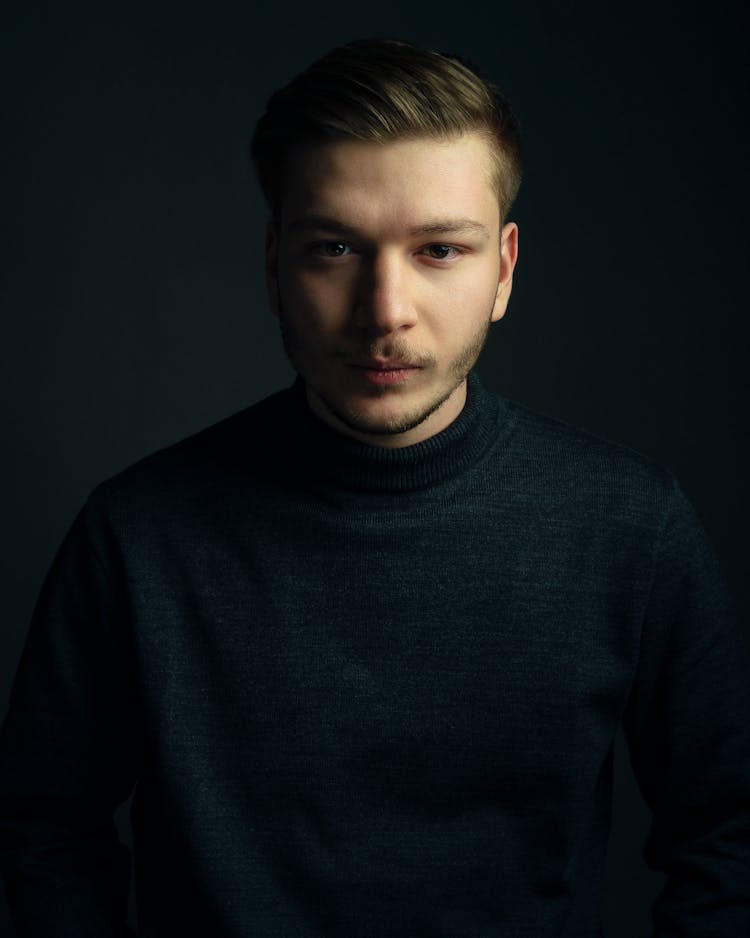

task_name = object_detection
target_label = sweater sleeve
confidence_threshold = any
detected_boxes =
[622,480,750,935]
[0,498,137,937]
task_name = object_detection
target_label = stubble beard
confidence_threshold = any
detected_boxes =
[277,304,493,439]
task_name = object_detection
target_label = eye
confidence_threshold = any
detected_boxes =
[421,244,460,261]
[313,241,352,257]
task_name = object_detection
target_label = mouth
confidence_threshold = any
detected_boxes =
[347,360,421,386]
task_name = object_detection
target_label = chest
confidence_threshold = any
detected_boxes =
[127,496,648,801]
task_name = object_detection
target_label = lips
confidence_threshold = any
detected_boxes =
[347,360,421,386]
[350,359,419,370]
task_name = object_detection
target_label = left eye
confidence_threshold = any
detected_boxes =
[423,244,458,260]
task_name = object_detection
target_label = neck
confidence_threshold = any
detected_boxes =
[282,371,501,494]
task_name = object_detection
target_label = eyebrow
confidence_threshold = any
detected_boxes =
[411,219,490,239]
[288,214,491,240]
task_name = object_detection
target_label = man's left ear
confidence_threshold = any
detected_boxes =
[491,222,519,323]
[265,222,280,318]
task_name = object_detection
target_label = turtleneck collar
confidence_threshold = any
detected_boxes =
[280,371,501,494]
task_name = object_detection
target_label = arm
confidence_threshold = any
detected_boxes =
[623,481,750,936]
[0,500,137,937]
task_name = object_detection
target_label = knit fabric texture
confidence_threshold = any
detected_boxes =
[2,372,749,936]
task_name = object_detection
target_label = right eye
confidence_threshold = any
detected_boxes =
[312,241,352,257]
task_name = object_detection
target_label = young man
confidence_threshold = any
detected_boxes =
[1,38,749,937]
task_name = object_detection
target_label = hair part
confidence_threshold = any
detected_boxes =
[251,38,522,223]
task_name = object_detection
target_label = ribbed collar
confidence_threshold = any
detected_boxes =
[280,371,501,494]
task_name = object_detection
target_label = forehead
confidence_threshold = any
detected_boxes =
[279,133,500,236]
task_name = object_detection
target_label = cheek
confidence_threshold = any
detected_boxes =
[279,284,346,355]
[422,269,497,325]
[298,272,338,306]
[283,267,354,323]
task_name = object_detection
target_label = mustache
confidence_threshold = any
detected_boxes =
[334,343,435,367]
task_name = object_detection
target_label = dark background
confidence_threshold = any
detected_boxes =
[1,1,748,934]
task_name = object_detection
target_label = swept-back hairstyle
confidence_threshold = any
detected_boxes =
[251,38,522,222]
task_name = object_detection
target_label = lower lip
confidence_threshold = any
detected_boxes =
[351,366,420,385]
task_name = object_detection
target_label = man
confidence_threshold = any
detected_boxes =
[1,37,749,937]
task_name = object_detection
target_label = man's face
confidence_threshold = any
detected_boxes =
[266,132,518,447]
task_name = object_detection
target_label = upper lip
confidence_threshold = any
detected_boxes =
[350,359,419,370]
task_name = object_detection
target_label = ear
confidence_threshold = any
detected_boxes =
[265,221,281,318]
[491,222,519,323]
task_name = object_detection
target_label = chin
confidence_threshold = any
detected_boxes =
[322,385,457,439]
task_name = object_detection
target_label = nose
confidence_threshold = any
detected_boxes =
[353,250,418,336]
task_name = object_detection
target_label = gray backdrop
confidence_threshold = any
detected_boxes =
[1,1,748,934]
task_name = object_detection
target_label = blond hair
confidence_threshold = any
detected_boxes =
[251,38,522,222]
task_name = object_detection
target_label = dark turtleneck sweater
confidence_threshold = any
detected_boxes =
[1,372,749,936]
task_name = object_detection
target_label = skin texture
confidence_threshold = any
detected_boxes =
[265,133,519,448]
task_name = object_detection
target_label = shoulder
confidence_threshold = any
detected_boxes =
[489,392,680,526]
[83,385,292,524]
